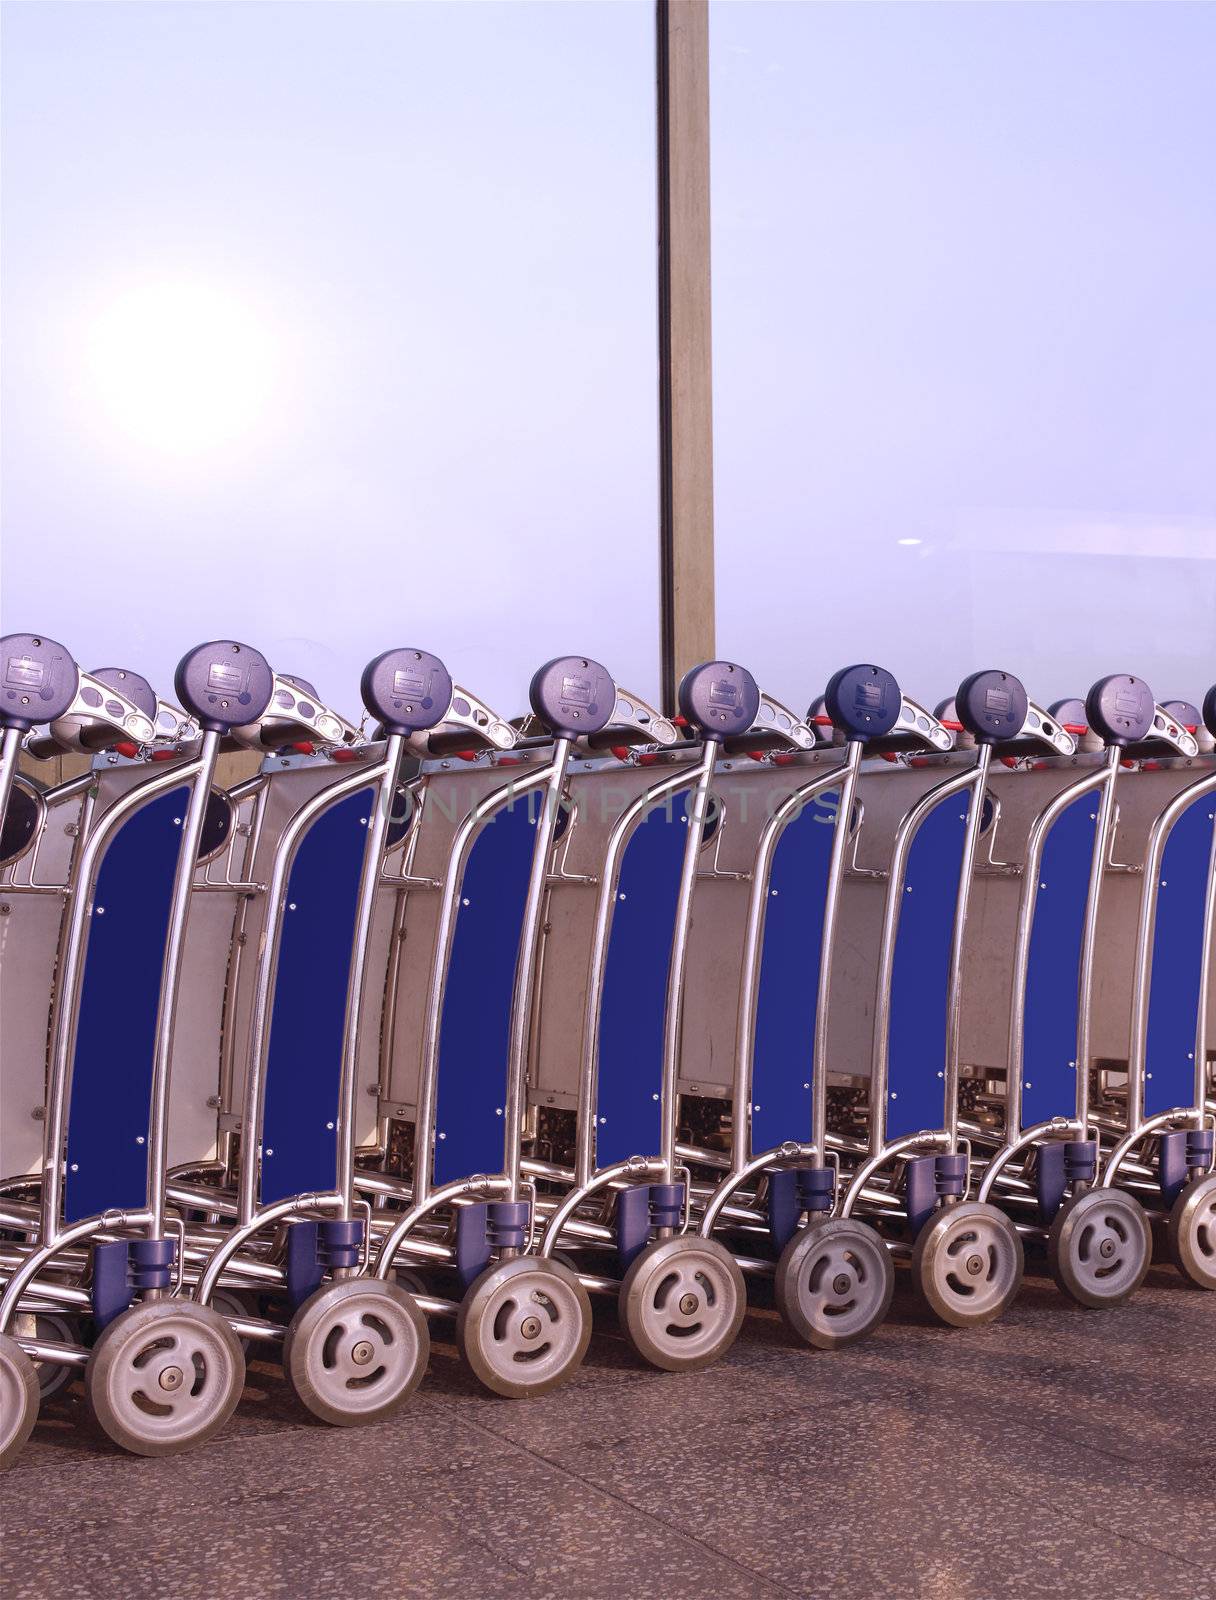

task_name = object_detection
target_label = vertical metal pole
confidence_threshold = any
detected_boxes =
[504,738,572,1202]
[657,0,716,713]
[146,729,222,1238]
[336,734,404,1220]
[659,740,718,1173]
[1075,745,1123,1143]
[943,744,993,1152]
[810,741,865,1160]
[1195,813,1216,1118]
[0,725,23,830]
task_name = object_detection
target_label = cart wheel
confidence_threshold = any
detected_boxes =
[619,1235,745,1372]
[457,1256,591,1398]
[85,1300,244,1457]
[284,1278,428,1426]
[912,1201,1024,1327]
[21,1312,80,1401]
[775,1217,895,1349]
[1047,1186,1151,1308]
[1166,1173,1216,1290]
[0,1333,40,1470]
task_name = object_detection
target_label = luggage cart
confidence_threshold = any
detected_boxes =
[157,660,366,1236]
[1,663,175,1406]
[970,678,1197,1306]
[192,649,523,1425]
[1098,686,1215,1289]
[527,674,818,1336]
[371,658,684,1392]
[832,671,1073,1326]
[2,661,163,1193]
[0,640,274,1464]
[690,666,954,1348]
[533,660,812,1371]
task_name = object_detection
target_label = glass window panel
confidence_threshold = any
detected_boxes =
[711,0,1215,713]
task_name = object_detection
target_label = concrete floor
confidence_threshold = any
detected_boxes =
[2,1265,1213,1600]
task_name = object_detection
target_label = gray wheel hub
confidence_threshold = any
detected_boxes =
[1048,1187,1151,1308]
[620,1235,746,1372]
[457,1256,591,1397]
[776,1217,895,1349]
[912,1201,1024,1327]
[85,1300,244,1457]
[284,1278,429,1427]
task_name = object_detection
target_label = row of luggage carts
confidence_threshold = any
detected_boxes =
[0,632,1212,1466]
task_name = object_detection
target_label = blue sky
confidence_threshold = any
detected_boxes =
[3,1,1212,721]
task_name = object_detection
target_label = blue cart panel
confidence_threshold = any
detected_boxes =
[750,790,839,1153]
[886,800,968,1140]
[433,796,536,1185]
[596,790,689,1168]
[66,789,189,1222]
[260,788,375,1204]
[1022,794,1097,1126]
[1145,794,1213,1116]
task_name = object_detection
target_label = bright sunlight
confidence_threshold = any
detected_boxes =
[82,281,278,458]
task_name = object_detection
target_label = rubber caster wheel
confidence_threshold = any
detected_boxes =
[13,1311,80,1402]
[912,1201,1024,1327]
[1048,1187,1151,1308]
[1166,1173,1216,1290]
[619,1235,745,1372]
[457,1256,590,1397]
[85,1300,244,1457]
[284,1278,428,1426]
[0,1333,40,1470]
[775,1217,894,1349]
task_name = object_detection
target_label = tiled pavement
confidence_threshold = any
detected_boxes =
[3,1266,1212,1600]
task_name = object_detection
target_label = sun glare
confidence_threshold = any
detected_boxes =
[83,281,277,458]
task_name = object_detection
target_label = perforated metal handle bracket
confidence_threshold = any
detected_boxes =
[889,696,954,753]
[585,687,678,749]
[152,700,200,748]
[413,685,518,754]
[229,673,362,751]
[48,670,157,751]
[729,690,815,752]
[1141,704,1200,759]
[1016,700,1076,757]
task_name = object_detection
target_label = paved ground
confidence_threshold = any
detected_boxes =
[2,1264,1212,1600]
